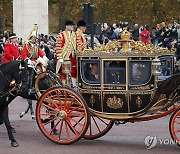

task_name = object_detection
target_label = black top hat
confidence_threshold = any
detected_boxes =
[9,33,17,39]
[65,20,75,26]
[77,20,86,27]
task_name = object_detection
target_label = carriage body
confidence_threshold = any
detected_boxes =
[36,45,180,146]
[76,50,178,119]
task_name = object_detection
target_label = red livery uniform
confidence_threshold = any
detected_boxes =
[1,43,20,64]
[76,28,86,53]
[56,30,77,80]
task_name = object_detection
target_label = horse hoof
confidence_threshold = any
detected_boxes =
[31,114,36,120]
[11,127,16,133]
[53,129,58,135]
[11,141,19,147]
[19,112,25,118]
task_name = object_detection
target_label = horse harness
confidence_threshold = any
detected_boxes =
[0,68,23,98]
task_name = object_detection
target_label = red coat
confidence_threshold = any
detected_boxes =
[1,43,20,64]
[21,44,44,61]
[140,29,150,44]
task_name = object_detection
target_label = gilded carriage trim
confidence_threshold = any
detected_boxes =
[89,108,145,119]
[129,91,153,95]
[106,96,124,109]
[103,86,126,90]
[76,42,175,57]
[90,95,95,106]
[136,96,142,108]
[129,85,152,90]
[79,90,101,100]
[149,99,171,111]
[81,84,101,90]
[102,91,128,100]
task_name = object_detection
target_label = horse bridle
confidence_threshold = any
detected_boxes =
[0,62,25,96]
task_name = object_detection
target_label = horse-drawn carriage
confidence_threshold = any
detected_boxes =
[34,33,180,146]
[1,31,180,147]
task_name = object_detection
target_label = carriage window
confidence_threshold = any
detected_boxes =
[158,57,172,80]
[130,61,151,85]
[104,61,126,84]
[82,61,100,84]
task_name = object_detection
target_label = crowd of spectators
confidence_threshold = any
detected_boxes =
[0,21,180,64]
[0,32,56,63]
[91,21,180,62]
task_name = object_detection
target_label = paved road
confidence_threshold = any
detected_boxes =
[0,97,179,154]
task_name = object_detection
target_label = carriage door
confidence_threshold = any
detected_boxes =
[102,60,129,113]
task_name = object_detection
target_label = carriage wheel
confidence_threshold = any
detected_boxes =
[35,72,61,98]
[169,108,180,146]
[83,114,114,140]
[36,86,90,145]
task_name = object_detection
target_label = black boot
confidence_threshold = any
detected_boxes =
[28,67,35,95]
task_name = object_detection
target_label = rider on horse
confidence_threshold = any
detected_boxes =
[1,33,21,64]
[21,24,49,95]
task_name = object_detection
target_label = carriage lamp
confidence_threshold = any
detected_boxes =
[62,59,72,75]
[152,57,161,88]
[62,58,72,86]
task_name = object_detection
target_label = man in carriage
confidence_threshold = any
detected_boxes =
[21,24,49,94]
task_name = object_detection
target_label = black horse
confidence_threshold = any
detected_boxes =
[0,60,28,147]
[0,59,60,147]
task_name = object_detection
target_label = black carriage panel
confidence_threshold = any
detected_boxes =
[102,91,128,113]
[80,90,102,112]
[129,92,152,113]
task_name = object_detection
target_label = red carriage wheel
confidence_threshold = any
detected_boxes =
[169,108,180,146]
[36,86,90,145]
[83,114,114,140]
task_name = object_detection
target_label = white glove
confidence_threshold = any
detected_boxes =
[58,58,64,63]
[37,57,47,67]
[43,56,49,63]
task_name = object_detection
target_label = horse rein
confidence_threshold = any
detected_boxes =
[0,70,11,84]
[0,64,24,97]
